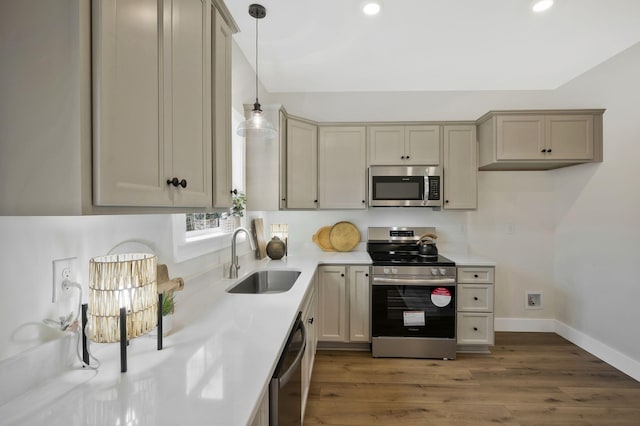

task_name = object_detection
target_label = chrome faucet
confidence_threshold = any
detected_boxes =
[228,227,257,279]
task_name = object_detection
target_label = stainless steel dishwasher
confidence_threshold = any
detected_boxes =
[269,312,306,426]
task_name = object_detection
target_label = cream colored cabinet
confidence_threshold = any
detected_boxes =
[301,274,317,419]
[318,126,367,209]
[93,0,212,207]
[457,266,495,352]
[318,265,370,343]
[443,125,477,209]
[368,125,440,165]
[211,5,233,208]
[286,117,318,209]
[477,110,604,170]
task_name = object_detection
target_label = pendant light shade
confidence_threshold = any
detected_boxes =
[236,4,277,139]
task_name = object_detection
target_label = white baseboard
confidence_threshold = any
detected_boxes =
[495,317,556,332]
[495,317,640,382]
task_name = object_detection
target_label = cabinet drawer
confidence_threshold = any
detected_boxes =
[457,313,494,345]
[457,284,493,312]
[457,267,494,283]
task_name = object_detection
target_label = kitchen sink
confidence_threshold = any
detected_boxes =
[226,270,301,294]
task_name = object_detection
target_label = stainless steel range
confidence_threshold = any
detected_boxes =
[368,227,456,360]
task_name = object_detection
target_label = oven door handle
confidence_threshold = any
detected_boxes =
[372,277,456,286]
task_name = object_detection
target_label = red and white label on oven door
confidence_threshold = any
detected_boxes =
[431,287,452,307]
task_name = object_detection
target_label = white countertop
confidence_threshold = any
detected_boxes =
[0,252,370,426]
[0,248,494,425]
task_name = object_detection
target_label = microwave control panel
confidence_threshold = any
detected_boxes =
[427,176,440,200]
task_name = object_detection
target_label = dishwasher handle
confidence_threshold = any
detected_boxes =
[279,318,307,389]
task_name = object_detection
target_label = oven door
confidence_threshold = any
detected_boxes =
[371,278,456,338]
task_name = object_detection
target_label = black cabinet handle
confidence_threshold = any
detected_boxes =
[308,317,314,325]
[547,149,552,153]
[365,273,369,277]
[362,200,366,203]
[445,200,449,204]
[406,156,410,159]
[473,327,478,331]
[167,177,187,188]
[474,297,479,301]
[230,189,238,195]
[474,274,479,278]
[340,273,345,277]
[281,198,286,201]
[314,199,318,203]
[541,149,547,153]
[401,156,405,159]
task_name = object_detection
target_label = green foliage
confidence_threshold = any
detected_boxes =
[231,191,247,217]
[162,292,175,316]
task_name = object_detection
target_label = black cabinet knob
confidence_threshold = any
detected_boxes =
[406,156,410,159]
[474,274,479,278]
[230,189,238,195]
[474,297,479,301]
[547,149,552,153]
[445,200,449,204]
[541,149,547,153]
[362,200,366,203]
[308,317,314,325]
[401,156,405,159]
[340,273,345,277]
[167,177,187,188]
[473,327,478,331]
[314,200,318,203]
[365,273,369,277]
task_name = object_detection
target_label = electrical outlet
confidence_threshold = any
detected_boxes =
[52,257,78,302]
[526,292,542,309]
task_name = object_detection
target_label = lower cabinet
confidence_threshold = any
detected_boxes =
[301,273,317,419]
[456,266,495,352]
[317,265,370,343]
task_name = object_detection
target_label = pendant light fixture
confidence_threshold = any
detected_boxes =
[236,4,277,139]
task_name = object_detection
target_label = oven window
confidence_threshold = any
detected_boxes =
[371,285,456,338]
[372,176,423,200]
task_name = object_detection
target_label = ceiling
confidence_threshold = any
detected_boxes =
[227,0,640,93]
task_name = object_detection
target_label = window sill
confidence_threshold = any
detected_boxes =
[171,215,247,263]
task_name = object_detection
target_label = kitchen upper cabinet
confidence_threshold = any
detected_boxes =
[212,4,233,208]
[477,110,604,170]
[286,117,318,209]
[368,125,440,165]
[317,265,370,343]
[318,126,367,209]
[93,0,212,207]
[443,125,477,209]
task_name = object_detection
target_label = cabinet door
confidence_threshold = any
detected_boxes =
[212,6,233,208]
[348,266,370,342]
[443,125,477,209]
[457,313,494,345]
[93,0,171,206]
[496,115,545,160]
[405,125,440,165]
[545,115,594,160]
[170,0,212,207]
[368,126,405,165]
[301,276,317,419]
[286,118,318,208]
[318,127,367,209]
[317,266,347,342]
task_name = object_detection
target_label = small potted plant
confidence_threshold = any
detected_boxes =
[160,291,175,335]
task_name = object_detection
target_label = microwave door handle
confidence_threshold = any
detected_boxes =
[423,174,429,205]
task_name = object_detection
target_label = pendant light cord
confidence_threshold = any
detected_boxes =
[254,15,259,105]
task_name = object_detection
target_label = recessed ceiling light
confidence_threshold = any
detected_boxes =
[531,0,554,13]
[362,1,382,16]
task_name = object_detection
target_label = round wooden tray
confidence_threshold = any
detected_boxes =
[312,226,335,251]
[329,221,360,252]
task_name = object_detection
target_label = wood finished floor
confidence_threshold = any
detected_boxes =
[303,332,640,426]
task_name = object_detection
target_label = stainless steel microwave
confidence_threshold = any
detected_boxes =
[369,165,442,207]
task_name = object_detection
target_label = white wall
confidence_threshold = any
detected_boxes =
[552,42,640,361]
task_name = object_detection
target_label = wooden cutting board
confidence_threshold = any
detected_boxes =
[329,221,360,252]
[252,218,267,259]
[312,226,335,251]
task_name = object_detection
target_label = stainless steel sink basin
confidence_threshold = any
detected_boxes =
[226,270,301,294]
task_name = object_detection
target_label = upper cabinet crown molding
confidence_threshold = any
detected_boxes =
[477,109,605,171]
[212,0,239,33]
